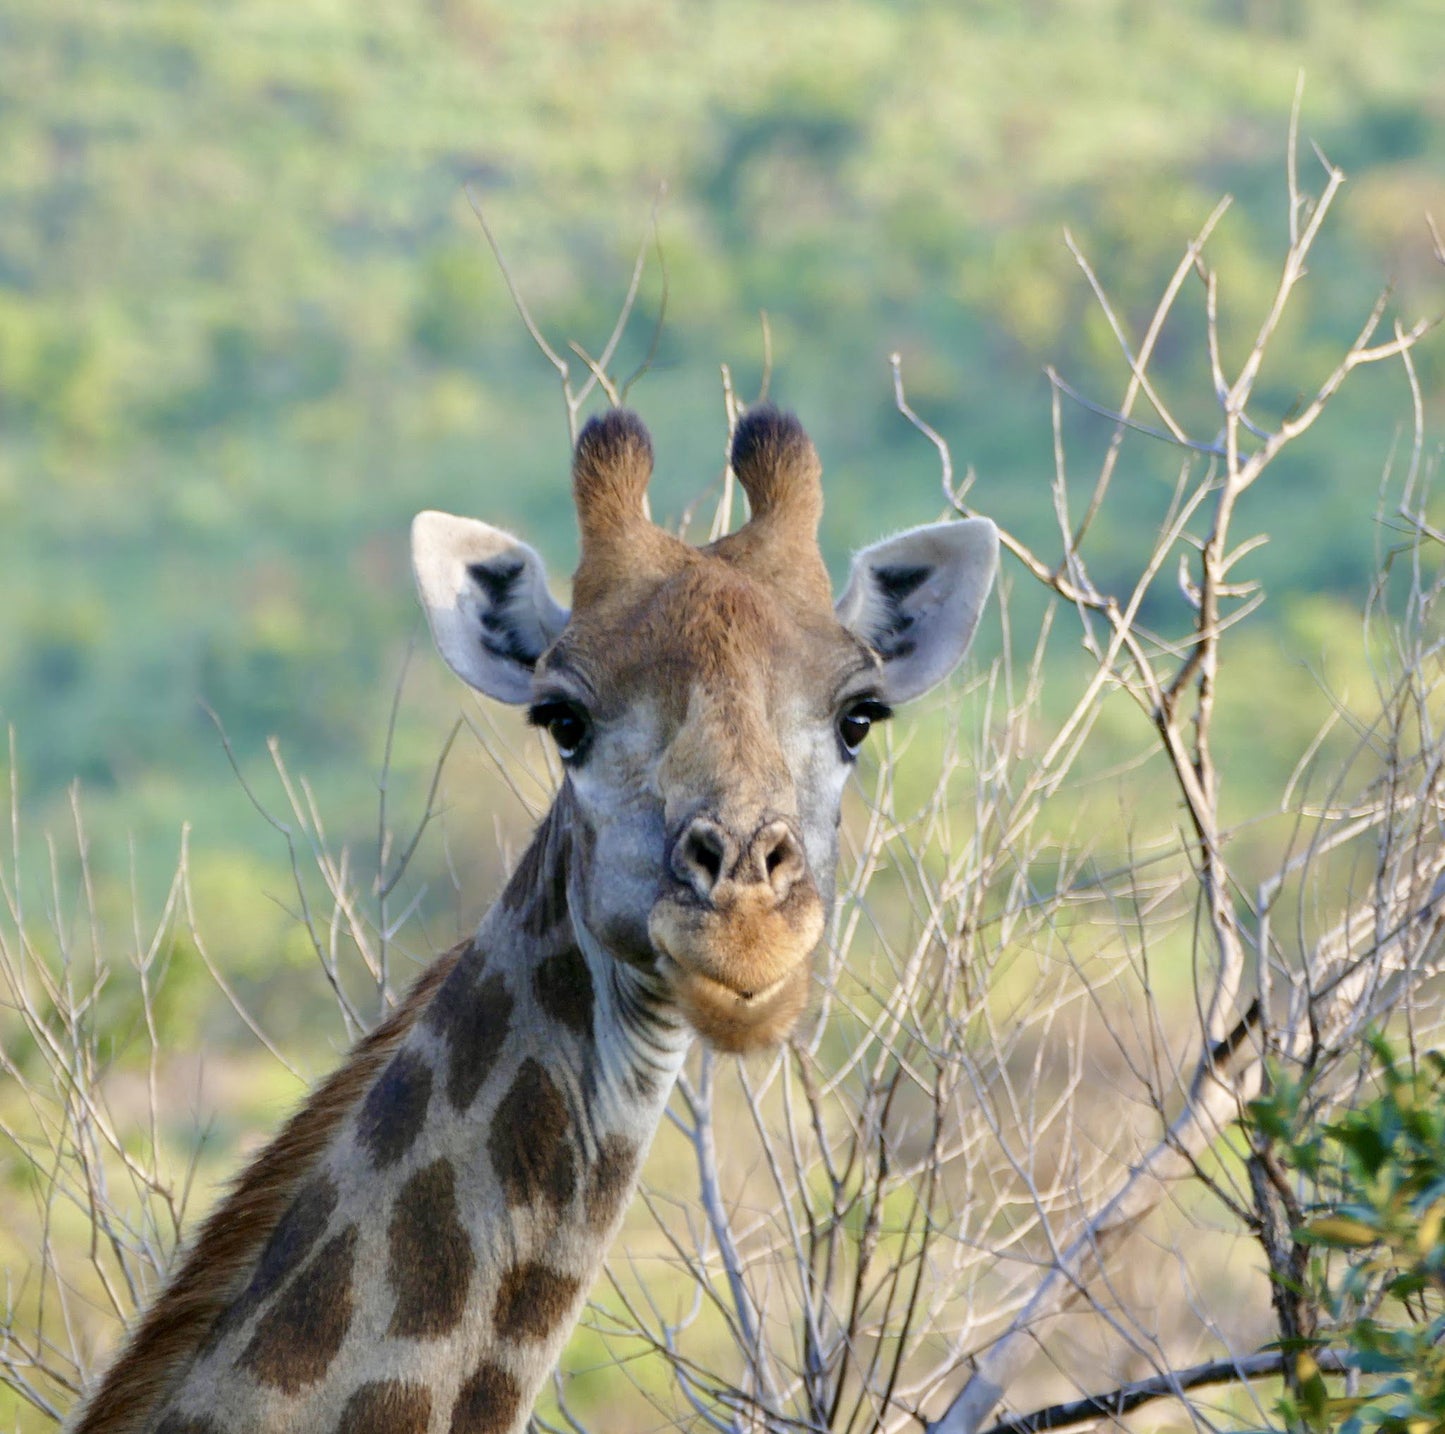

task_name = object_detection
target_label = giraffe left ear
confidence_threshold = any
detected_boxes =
[411,511,570,704]
[835,518,998,703]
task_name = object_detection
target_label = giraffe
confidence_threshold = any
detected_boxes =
[71,407,998,1434]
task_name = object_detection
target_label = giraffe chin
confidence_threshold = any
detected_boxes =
[648,893,823,1053]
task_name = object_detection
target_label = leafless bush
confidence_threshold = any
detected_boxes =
[2,112,1441,1434]
[0,762,189,1424]
[572,115,1443,1434]
[0,714,468,1425]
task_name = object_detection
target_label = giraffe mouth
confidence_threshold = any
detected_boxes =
[653,951,813,1053]
[647,887,824,1051]
[656,956,792,1006]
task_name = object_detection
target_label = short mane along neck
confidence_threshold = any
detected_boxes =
[72,800,690,1434]
[75,405,996,1434]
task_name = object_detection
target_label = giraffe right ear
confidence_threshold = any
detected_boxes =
[835,518,998,703]
[411,511,570,704]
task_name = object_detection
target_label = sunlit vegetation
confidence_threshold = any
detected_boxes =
[2,5,1444,1430]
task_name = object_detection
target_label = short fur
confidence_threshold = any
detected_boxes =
[572,410,653,538]
[71,944,467,1434]
[710,407,830,604]
[74,406,997,1434]
[570,411,683,611]
[728,406,822,529]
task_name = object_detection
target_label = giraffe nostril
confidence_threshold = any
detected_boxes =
[686,828,724,885]
[671,818,732,898]
[670,816,808,903]
[750,819,806,897]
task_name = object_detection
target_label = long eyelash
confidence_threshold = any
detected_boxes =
[526,699,575,728]
[852,698,894,723]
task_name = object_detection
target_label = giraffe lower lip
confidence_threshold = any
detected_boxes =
[734,974,791,1003]
[654,953,789,1006]
[650,947,812,1052]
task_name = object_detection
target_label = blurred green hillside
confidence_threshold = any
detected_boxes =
[1,0,1442,977]
[1,9,1443,1427]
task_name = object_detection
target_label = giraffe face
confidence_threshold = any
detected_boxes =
[528,555,870,1049]
[412,410,998,1052]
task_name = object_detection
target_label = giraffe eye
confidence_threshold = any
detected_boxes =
[837,698,892,757]
[528,700,591,761]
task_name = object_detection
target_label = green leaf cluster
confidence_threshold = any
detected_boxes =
[1249,1038,1445,1433]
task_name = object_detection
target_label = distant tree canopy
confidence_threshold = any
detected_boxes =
[0,0,1441,897]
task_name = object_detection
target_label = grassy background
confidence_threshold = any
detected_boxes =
[1,2,1443,1427]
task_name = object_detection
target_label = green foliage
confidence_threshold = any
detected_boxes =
[1248,1039,1445,1433]
[1,0,1442,1007]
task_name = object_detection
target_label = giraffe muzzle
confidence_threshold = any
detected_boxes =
[648,813,825,1051]
[668,814,808,904]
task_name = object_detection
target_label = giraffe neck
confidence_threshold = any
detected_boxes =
[73,796,692,1434]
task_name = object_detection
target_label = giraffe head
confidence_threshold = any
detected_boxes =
[412,409,996,1052]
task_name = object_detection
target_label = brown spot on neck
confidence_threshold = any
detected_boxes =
[492,1262,581,1343]
[448,1359,521,1434]
[584,1134,640,1235]
[356,1047,433,1169]
[153,1416,221,1434]
[336,1380,432,1434]
[426,958,514,1112]
[533,945,594,1042]
[502,800,575,940]
[70,942,466,1434]
[201,1171,339,1350]
[238,1224,358,1393]
[488,1059,576,1212]
[386,1158,474,1339]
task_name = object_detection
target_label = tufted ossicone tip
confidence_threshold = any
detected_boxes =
[712,406,830,606]
[570,408,690,612]
[729,406,823,539]
[572,409,655,545]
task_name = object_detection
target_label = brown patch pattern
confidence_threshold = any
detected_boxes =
[501,810,571,938]
[387,1158,474,1338]
[203,1171,339,1348]
[488,1059,576,1212]
[585,1133,639,1234]
[239,1225,358,1393]
[525,850,571,938]
[356,1047,433,1169]
[70,944,465,1434]
[533,945,594,1041]
[153,1416,221,1434]
[492,1262,581,1343]
[448,1359,522,1434]
[335,1379,432,1434]
[426,959,514,1112]
[500,834,544,914]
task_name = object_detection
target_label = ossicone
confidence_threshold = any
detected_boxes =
[729,406,823,538]
[706,405,829,605]
[572,409,655,544]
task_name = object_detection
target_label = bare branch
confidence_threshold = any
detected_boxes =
[981,1347,1358,1434]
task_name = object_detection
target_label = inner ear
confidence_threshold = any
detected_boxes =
[835,518,998,703]
[411,511,569,704]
